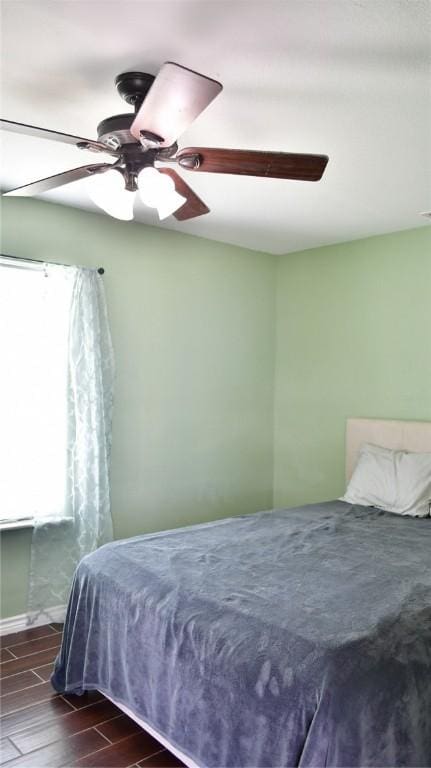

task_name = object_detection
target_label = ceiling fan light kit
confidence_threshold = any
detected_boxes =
[137,167,187,220]
[1,62,329,222]
[89,169,135,221]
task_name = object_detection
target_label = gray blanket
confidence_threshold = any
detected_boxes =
[52,501,431,767]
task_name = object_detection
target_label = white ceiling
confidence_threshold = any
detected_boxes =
[1,0,430,255]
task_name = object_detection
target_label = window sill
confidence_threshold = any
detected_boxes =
[0,516,74,532]
[0,518,34,532]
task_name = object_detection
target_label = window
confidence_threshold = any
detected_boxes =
[0,259,74,528]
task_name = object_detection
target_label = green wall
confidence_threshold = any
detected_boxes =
[273,227,431,507]
[0,198,276,618]
[1,198,429,621]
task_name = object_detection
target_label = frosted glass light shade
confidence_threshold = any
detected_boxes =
[137,167,186,218]
[156,190,187,220]
[89,170,135,221]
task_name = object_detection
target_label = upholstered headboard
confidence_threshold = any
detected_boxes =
[346,418,431,482]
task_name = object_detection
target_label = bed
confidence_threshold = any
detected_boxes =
[52,418,431,767]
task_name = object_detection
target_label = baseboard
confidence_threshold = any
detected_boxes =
[0,605,66,636]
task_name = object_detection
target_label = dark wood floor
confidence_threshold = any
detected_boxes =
[0,624,184,767]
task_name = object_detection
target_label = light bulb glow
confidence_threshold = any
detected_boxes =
[89,170,135,221]
[137,168,186,218]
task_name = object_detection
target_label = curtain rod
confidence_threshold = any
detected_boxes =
[0,253,105,275]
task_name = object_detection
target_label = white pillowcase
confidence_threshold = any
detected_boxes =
[341,442,431,517]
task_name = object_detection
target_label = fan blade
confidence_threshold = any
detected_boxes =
[157,168,209,220]
[131,62,222,148]
[0,119,120,155]
[3,164,112,197]
[177,148,329,181]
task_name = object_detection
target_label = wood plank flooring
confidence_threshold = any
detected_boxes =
[0,624,185,768]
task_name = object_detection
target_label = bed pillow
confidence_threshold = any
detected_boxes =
[341,442,431,517]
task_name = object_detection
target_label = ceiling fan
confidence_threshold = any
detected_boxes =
[1,62,329,222]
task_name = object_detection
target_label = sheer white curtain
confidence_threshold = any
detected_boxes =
[26,265,115,623]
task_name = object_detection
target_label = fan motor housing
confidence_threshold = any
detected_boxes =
[97,71,157,147]
[97,113,136,148]
[97,113,178,163]
[97,72,178,159]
